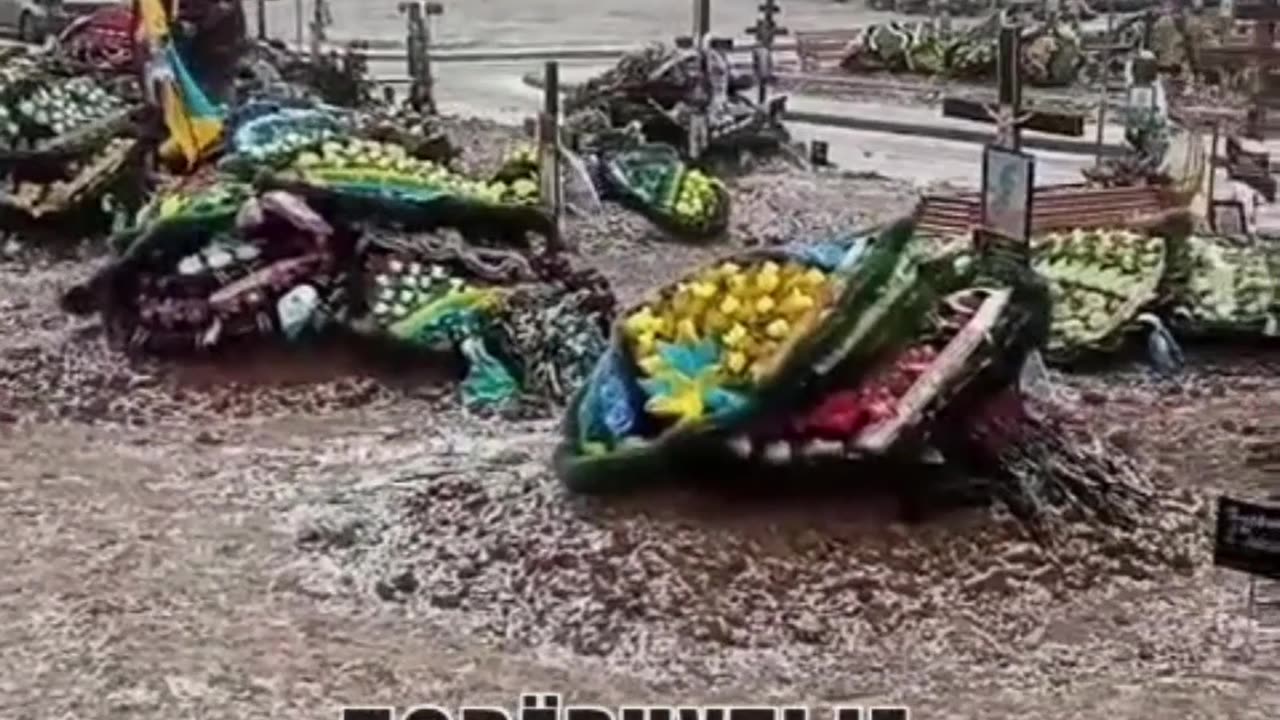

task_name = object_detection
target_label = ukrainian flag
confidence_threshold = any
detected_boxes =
[136,0,225,169]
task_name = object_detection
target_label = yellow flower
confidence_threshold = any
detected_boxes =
[637,353,664,376]
[652,313,674,339]
[754,267,780,295]
[779,289,816,316]
[717,262,742,278]
[702,308,729,334]
[725,350,748,374]
[691,281,718,300]
[723,323,748,348]
[718,294,740,316]
[623,307,658,337]
[726,273,749,294]
[765,318,791,340]
[670,284,694,315]
[800,268,829,289]
[675,317,699,343]
[646,384,705,424]
[755,295,776,316]
[634,331,656,356]
[685,297,708,321]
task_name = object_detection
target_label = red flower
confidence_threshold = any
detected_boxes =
[797,390,869,438]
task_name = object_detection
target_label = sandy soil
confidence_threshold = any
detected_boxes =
[2,120,1279,719]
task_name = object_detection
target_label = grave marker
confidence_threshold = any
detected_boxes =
[980,144,1036,246]
[399,1,443,114]
[310,0,332,63]
[1215,494,1280,657]
[1215,495,1280,580]
[941,25,1063,256]
[810,140,830,167]
[687,0,713,159]
[746,0,788,105]
[539,61,564,240]
[1093,0,1119,167]
[256,0,267,40]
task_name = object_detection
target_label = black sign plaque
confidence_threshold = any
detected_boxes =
[1214,495,1280,580]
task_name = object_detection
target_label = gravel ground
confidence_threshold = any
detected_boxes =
[1,119,1279,719]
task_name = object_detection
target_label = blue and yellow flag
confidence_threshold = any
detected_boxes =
[137,0,225,169]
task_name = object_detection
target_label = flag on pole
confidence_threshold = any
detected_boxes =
[136,0,225,169]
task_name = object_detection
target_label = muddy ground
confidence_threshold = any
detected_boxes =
[1,120,1279,719]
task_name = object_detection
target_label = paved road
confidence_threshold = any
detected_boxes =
[256,0,901,50]
[421,59,1102,189]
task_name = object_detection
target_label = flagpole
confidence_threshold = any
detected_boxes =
[131,0,142,90]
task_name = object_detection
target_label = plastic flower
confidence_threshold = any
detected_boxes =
[639,339,745,425]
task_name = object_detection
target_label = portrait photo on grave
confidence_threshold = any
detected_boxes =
[981,145,1035,243]
[1212,199,1248,236]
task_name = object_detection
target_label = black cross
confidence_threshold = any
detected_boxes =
[399,2,443,114]
[941,25,1086,150]
[746,0,786,45]
[746,0,788,104]
[539,61,563,234]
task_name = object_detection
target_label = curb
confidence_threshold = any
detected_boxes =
[288,39,789,64]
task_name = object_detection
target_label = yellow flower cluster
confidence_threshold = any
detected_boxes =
[623,260,836,383]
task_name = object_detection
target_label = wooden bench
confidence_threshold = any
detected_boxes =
[1031,185,1166,232]
[915,192,981,238]
[915,184,1170,238]
[793,29,862,73]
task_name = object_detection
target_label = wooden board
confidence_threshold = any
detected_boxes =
[915,185,1167,237]
[1234,0,1280,21]
[941,97,1086,138]
[1201,45,1280,64]
[853,288,1011,454]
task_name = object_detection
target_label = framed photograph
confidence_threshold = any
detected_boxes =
[1212,199,1247,236]
[981,145,1036,245]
